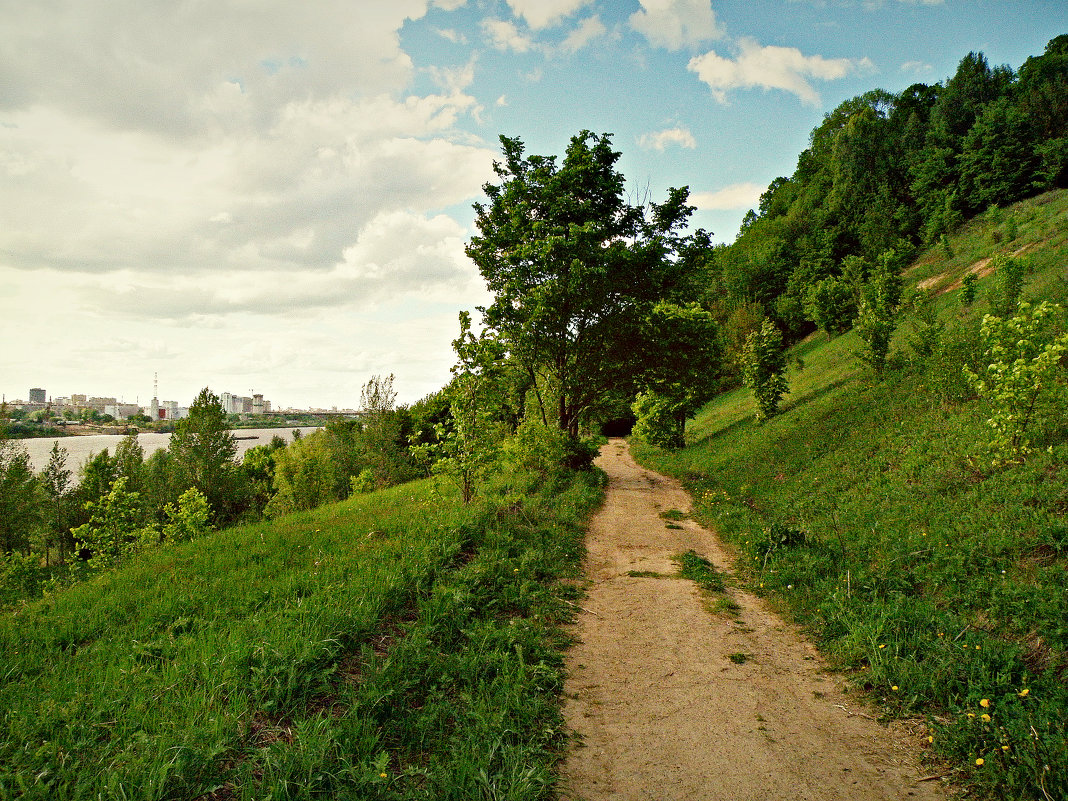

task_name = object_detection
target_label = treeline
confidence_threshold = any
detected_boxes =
[0,377,454,604]
[702,35,1068,365]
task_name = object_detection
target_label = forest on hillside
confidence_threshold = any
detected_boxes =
[702,34,1068,356]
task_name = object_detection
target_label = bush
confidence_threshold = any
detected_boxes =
[804,276,857,335]
[631,390,689,450]
[742,319,789,421]
[965,301,1068,460]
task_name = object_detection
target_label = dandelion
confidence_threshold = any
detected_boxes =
[928,735,934,743]
[380,772,388,779]
[975,758,984,767]
[981,713,991,722]
[968,713,976,718]
[980,698,990,708]
[513,568,520,573]
[891,685,899,691]
[1002,745,1010,751]
[1018,688,1030,697]
[879,644,886,649]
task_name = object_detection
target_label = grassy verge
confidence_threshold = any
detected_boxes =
[633,192,1068,800]
[0,468,603,800]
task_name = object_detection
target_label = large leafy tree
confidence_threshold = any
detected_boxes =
[169,387,239,523]
[465,130,701,436]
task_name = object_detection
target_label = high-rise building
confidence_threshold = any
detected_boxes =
[28,388,46,403]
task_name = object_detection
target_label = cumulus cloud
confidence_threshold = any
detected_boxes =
[690,182,764,210]
[482,18,536,52]
[505,0,592,29]
[560,16,608,53]
[688,37,872,105]
[629,0,724,50]
[638,127,697,150]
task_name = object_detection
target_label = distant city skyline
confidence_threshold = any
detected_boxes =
[2,2,1064,408]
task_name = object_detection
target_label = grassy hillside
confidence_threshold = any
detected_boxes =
[0,469,602,800]
[634,190,1068,800]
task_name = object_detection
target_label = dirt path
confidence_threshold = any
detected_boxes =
[559,440,946,801]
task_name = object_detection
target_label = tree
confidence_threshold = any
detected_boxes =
[855,248,905,375]
[169,388,239,523]
[631,302,723,449]
[39,442,73,563]
[0,438,40,555]
[465,131,702,438]
[742,319,789,421]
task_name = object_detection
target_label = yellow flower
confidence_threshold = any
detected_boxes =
[891,685,899,691]
[513,568,519,573]
[981,713,991,722]
[879,644,886,649]
[975,758,984,767]
[1018,688,1030,697]
[927,735,934,743]
[1002,745,1010,751]
[980,698,990,708]
[379,772,387,779]
[967,713,975,718]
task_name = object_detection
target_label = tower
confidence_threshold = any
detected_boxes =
[149,372,160,420]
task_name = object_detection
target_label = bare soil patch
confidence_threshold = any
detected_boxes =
[559,440,947,801]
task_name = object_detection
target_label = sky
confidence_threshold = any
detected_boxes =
[1,1,1064,410]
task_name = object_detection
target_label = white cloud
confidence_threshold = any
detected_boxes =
[629,0,724,50]
[688,38,871,105]
[560,16,608,53]
[505,0,592,29]
[638,127,697,150]
[482,18,536,52]
[436,28,468,44]
[690,182,764,210]
[900,60,933,74]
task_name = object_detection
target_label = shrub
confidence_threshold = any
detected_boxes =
[742,319,789,421]
[161,487,212,544]
[965,301,1068,460]
[804,276,856,335]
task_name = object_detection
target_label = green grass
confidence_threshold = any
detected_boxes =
[0,469,603,800]
[634,190,1068,800]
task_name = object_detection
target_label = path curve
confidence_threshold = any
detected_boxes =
[559,439,946,801]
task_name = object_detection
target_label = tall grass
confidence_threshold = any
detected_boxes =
[634,190,1068,800]
[0,468,603,799]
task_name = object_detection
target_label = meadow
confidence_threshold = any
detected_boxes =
[0,468,602,800]
[634,190,1068,800]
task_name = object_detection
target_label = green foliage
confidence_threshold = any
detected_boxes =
[631,390,692,450]
[965,301,1068,460]
[501,417,571,478]
[961,272,979,306]
[804,276,857,335]
[631,301,724,448]
[169,388,240,524]
[349,468,375,495]
[265,431,340,519]
[0,439,39,555]
[161,488,212,544]
[855,248,905,375]
[987,254,1026,318]
[466,131,705,438]
[741,319,789,421]
[70,476,144,568]
[0,552,45,608]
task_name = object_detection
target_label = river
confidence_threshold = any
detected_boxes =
[16,427,321,472]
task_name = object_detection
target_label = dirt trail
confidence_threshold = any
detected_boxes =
[559,440,946,801]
